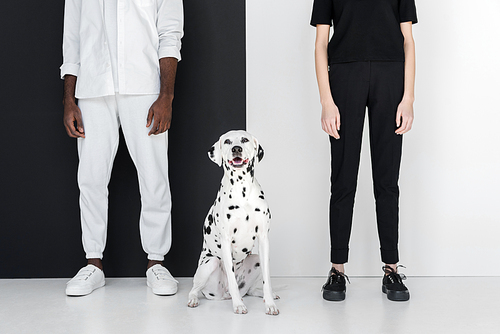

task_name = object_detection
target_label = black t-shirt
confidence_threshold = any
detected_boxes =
[310,0,417,64]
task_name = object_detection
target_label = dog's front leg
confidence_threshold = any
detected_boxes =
[258,233,279,315]
[188,257,219,308]
[220,237,247,314]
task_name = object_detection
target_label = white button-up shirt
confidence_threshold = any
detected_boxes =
[60,0,183,99]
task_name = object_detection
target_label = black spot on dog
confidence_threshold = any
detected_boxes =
[227,214,231,219]
[246,215,249,221]
[231,171,234,177]
[232,240,235,244]
[229,195,232,199]
[255,208,260,212]
[238,281,246,289]
[255,226,259,233]
[209,146,215,157]
[252,236,256,240]
[218,197,221,202]
[208,214,214,225]
[238,176,242,180]
[209,293,215,297]
[248,269,252,274]
[205,226,211,235]
[255,262,260,268]
[234,228,237,234]
[217,244,221,249]
[206,253,213,257]
[229,205,240,210]
[242,248,248,253]
[230,179,234,185]
[217,256,221,260]
[259,195,265,200]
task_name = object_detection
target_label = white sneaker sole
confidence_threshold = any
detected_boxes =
[66,280,105,296]
[147,281,177,296]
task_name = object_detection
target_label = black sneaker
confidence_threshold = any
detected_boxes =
[382,265,410,301]
[322,267,349,301]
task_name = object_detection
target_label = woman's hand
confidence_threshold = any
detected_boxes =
[321,97,341,139]
[395,99,414,135]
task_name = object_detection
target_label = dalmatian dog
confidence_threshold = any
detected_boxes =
[187,130,279,315]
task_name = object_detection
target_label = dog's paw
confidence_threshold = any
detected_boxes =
[187,296,199,308]
[233,303,248,314]
[265,302,279,316]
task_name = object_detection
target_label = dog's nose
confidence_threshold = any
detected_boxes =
[232,146,243,153]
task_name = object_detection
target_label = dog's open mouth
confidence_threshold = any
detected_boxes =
[229,157,249,168]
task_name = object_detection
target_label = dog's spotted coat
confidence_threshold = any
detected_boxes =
[187,130,279,315]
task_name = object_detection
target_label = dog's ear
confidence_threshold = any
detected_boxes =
[252,136,264,163]
[257,144,264,162]
[208,140,222,166]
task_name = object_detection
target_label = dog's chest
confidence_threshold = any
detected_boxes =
[204,186,268,263]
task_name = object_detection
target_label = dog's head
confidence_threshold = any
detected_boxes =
[208,130,264,171]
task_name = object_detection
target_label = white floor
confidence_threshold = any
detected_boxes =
[1,277,499,334]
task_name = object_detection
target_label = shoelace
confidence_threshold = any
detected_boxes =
[323,267,350,290]
[382,265,407,282]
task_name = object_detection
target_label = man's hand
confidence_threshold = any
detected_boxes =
[395,99,414,135]
[146,96,173,136]
[321,98,341,139]
[146,57,178,136]
[62,75,84,138]
[63,100,85,138]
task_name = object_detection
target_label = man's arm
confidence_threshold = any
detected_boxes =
[146,57,178,136]
[63,75,85,138]
[61,0,83,138]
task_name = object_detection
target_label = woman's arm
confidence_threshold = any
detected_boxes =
[315,25,340,139]
[395,21,416,135]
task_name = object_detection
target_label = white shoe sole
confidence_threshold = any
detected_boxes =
[66,280,105,296]
[147,281,177,296]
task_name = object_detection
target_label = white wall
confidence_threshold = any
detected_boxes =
[246,0,500,276]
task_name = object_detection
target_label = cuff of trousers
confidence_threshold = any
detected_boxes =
[330,248,349,264]
[381,248,399,265]
[148,254,165,262]
[86,252,103,260]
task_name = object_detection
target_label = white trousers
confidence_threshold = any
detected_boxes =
[77,94,172,261]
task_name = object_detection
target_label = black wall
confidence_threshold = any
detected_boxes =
[0,1,246,278]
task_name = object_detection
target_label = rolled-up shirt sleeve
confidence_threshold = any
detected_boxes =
[60,0,82,79]
[157,0,184,61]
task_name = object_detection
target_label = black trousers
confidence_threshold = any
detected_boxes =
[328,61,404,265]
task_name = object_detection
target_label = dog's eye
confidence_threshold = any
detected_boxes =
[224,139,232,145]
[241,137,249,143]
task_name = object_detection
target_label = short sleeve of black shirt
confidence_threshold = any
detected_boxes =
[310,0,418,64]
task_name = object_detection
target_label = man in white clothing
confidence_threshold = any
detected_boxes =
[61,0,183,296]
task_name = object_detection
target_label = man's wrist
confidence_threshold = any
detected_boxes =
[63,97,77,106]
[158,93,174,103]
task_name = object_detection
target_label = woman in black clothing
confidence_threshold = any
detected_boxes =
[311,0,417,301]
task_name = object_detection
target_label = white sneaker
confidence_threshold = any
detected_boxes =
[146,264,178,295]
[66,264,105,296]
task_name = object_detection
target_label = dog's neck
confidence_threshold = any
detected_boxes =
[221,159,256,190]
